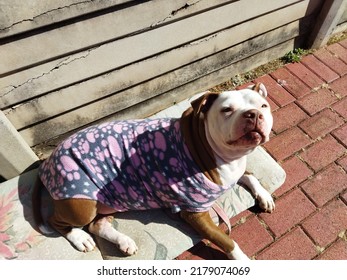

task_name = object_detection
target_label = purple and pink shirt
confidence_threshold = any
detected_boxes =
[39,118,235,213]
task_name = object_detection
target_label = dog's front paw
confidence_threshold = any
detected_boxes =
[227,242,250,260]
[257,188,275,213]
[117,234,138,256]
[66,228,96,252]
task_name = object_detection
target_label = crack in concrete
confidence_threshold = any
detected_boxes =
[0,0,96,31]
[189,32,219,46]
[1,47,97,104]
[151,0,202,27]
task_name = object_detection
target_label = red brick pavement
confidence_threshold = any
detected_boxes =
[176,38,347,260]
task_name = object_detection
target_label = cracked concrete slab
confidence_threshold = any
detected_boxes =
[0,48,96,107]
[0,0,191,76]
[0,0,133,38]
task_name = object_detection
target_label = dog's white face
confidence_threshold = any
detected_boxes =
[205,88,273,160]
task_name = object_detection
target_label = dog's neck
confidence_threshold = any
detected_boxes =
[180,108,223,185]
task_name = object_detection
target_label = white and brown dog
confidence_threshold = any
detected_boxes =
[32,82,274,260]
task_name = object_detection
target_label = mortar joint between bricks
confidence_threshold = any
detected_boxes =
[256,215,276,240]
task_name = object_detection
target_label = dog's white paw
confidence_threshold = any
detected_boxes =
[239,174,275,213]
[66,228,96,252]
[256,187,275,213]
[116,234,138,256]
[227,242,250,260]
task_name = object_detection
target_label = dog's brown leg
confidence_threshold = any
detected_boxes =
[88,214,138,256]
[181,211,249,260]
[49,199,97,233]
[49,199,98,252]
[181,211,235,251]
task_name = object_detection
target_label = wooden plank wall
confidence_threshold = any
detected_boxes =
[335,3,347,32]
[0,0,331,149]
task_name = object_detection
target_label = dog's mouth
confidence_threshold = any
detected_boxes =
[244,130,264,142]
[227,128,267,146]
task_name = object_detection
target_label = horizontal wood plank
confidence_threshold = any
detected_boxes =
[26,39,297,148]
[31,38,299,156]
[0,0,236,76]
[5,15,311,129]
[19,26,305,146]
[0,0,134,39]
[107,40,299,123]
[1,0,321,111]
[0,0,304,77]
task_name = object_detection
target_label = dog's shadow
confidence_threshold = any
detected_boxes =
[17,164,60,238]
[91,208,201,260]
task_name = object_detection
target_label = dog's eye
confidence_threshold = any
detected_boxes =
[221,107,233,113]
[261,104,268,108]
[221,107,234,117]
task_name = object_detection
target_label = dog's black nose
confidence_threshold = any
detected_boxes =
[243,109,262,120]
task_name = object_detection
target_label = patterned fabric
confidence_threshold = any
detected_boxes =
[39,118,235,213]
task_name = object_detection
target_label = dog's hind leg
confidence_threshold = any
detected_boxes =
[49,199,97,252]
[88,215,138,256]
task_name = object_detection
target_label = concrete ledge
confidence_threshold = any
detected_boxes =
[0,110,39,180]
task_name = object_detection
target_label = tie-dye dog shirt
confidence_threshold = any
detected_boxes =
[39,118,235,213]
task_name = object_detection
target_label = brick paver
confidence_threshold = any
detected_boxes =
[313,48,347,77]
[272,103,308,134]
[341,191,347,204]
[259,189,316,238]
[339,38,347,49]
[296,88,338,116]
[329,75,347,97]
[316,239,347,260]
[274,156,313,197]
[182,39,347,260]
[267,97,279,111]
[230,209,254,225]
[301,54,340,83]
[299,134,346,172]
[338,155,347,172]
[332,123,347,147]
[302,199,347,248]
[301,164,347,207]
[298,108,345,139]
[230,216,273,257]
[285,61,325,89]
[263,127,312,161]
[328,43,347,64]
[332,97,347,119]
[256,227,317,260]
[254,75,295,107]
[270,67,311,98]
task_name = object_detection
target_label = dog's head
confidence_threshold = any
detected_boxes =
[190,83,273,159]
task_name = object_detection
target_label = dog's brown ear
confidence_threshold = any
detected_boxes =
[190,92,219,115]
[249,82,268,98]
